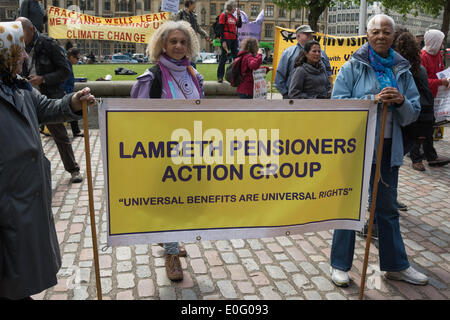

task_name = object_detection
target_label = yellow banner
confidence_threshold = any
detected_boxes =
[273,26,368,83]
[100,99,377,246]
[47,6,170,43]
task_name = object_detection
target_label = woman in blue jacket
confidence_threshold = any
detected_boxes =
[329,14,428,287]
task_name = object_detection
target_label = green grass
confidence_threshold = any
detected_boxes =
[73,63,275,83]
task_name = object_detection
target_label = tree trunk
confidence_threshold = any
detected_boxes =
[442,0,450,46]
[307,0,329,32]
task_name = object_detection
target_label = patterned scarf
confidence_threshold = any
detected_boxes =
[157,53,203,99]
[368,44,398,91]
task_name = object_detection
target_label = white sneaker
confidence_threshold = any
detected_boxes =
[385,266,428,285]
[330,267,350,287]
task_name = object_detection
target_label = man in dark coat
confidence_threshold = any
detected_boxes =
[18,0,47,33]
[0,21,96,300]
[17,17,83,183]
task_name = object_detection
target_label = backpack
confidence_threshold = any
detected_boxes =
[211,12,226,39]
[225,54,245,87]
[149,64,163,98]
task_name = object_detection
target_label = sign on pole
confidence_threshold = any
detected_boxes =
[99,99,377,246]
[47,6,170,43]
[161,0,179,13]
[434,87,450,126]
[253,69,267,99]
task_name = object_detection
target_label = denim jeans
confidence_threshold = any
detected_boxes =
[239,93,253,99]
[331,139,410,272]
[217,39,239,80]
[163,242,179,255]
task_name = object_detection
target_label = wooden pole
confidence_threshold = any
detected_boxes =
[82,101,103,300]
[358,102,388,300]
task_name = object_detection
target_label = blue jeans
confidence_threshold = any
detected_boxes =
[331,139,410,272]
[163,242,179,255]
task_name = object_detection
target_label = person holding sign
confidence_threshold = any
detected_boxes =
[414,29,450,169]
[131,21,204,282]
[235,38,269,99]
[288,40,331,99]
[329,14,428,287]
[0,21,96,300]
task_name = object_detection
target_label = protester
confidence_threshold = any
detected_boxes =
[18,0,46,33]
[417,29,450,168]
[329,14,428,287]
[0,21,96,300]
[131,21,204,281]
[63,47,84,138]
[172,1,210,43]
[288,40,331,99]
[17,17,83,183]
[275,25,332,99]
[236,38,267,99]
[216,0,242,83]
[415,33,425,49]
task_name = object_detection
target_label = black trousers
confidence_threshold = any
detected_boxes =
[409,136,438,163]
[217,39,239,80]
[69,120,81,135]
[46,123,80,174]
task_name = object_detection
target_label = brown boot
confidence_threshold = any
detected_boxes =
[412,162,425,171]
[158,243,187,257]
[165,254,184,281]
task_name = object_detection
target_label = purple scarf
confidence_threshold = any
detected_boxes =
[157,54,204,99]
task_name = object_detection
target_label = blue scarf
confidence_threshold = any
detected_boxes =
[368,45,398,90]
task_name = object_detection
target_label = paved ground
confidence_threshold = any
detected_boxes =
[31,125,450,300]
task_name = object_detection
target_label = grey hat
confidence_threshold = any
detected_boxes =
[296,25,314,34]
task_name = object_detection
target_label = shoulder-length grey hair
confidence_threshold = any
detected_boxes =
[367,14,395,32]
[146,20,199,62]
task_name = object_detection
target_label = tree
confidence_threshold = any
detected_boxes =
[273,0,341,32]
[372,0,450,45]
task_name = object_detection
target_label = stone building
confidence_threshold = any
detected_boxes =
[9,0,328,56]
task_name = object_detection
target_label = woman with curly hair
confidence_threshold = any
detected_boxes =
[393,28,449,171]
[236,37,268,99]
[131,20,204,282]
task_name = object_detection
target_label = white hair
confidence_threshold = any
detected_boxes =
[225,0,236,11]
[146,20,199,62]
[367,14,395,32]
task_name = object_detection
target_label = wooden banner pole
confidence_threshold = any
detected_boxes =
[358,102,388,300]
[82,100,103,300]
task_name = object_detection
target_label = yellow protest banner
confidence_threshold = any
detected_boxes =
[99,99,377,246]
[273,26,368,83]
[47,6,170,43]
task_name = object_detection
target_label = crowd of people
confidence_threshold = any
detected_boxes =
[0,0,449,300]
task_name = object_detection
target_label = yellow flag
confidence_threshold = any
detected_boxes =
[272,26,368,83]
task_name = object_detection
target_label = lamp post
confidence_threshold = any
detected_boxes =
[358,0,367,35]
